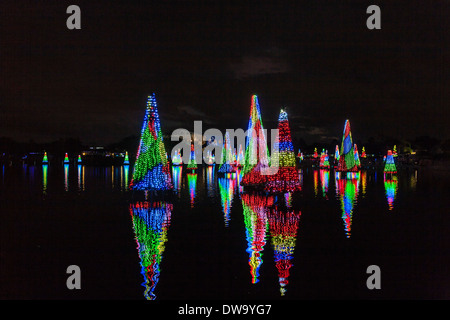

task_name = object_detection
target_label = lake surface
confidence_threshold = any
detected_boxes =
[1,163,449,299]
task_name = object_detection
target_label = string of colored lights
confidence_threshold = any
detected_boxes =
[129,201,173,300]
[130,94,173,191]
[319,150,330,168]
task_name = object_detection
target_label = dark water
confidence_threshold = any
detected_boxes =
[1,163,449,300]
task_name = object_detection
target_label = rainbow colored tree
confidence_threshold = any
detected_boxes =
[171,149,183,166]
[42,152,49,164]
[319,150,330,169]
[123,151,129,165]
[186,143,198,171]
[336,120,358,172]
[384,150,397,174]
[268,206,301,296]
[130,201,173,300]
[265,109,301,193]
[130,94,173,191]
[241,95,270,187]
[218,131,236,173]
[334,145,340,164]
[64,153,70,164]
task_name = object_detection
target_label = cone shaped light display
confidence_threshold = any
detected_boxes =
[354,144,361,168]
[186,143,198,171]
[335,145,340,162]
[130,94,173,191]
[171,149,182,166]
[218,131,236,173]
[77,154,82,164]
[64,153,69,164]
[42,152,48,164]
[384,150,397,173]
[123,151,129,165]
[241,95,270,187]
[265,109,301,193]
[336,120,358,172]
[319,150,330,168]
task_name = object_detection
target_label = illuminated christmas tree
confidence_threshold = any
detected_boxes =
[42,152,48,164]
[130,201,173,300]
[297,149,303,162]
[361,146,366,158]
[335,145,340,164]
[265,109,301,193]
[218,131,236,173]
[241,95,270,187]
[130,94,173,191]
[268,207,301,296]
[123,151,129,165]
[186,143,198,171]
[171,149,182,166]
[236,145,244,168]
[384,150,397,174]
[319,150,330,168]
[64,153,70,164]
[336,120,358,172]
[354,144,361,168]
[77,154,82,164]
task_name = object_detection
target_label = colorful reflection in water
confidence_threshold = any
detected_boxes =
[122,165,129,191]
[360,170,367,198]
[313,169,319,197]
[241,193,273,284]
[187,172,197,208]
[205,165,215,197]
[172,166,183,196]
[130,201,173,300]
[335,171,360,238]
[218,174,237,226]
[64,164,69,192]
[77,165,85,192]
[319,169,329,199]
[42,164,48,195]
[384,174,398,211]
[268,206,301,296]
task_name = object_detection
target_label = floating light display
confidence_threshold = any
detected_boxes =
[218,131,236,174]
[268,206,301,296]
[265,109,301,193]
[384,174,398,210]
[336,120,358,172]
[241,95,270,187]
[320,169,329,198]
[361,146,366,158]
[236,145,244,168]
[319,150,330,168]
[77,154,82,164]
[384,150,397,174]
[186,143,198,171]
[241,193,273,284]
[171,149,182,166]
[64,153,70,164]
[218,176,237,226]
[130,201,173,300]
[335,145,340,163]
[123,151,129,165]
[171,165,183,196]
[335,172,360,238]
[42,152,48,164]
[297,149,303,162]
[130,94,173,191]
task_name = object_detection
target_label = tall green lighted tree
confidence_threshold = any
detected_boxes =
[130,93,173,191]
[336,119,358,172]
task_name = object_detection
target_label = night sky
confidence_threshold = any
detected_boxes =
[1,1,448,146]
